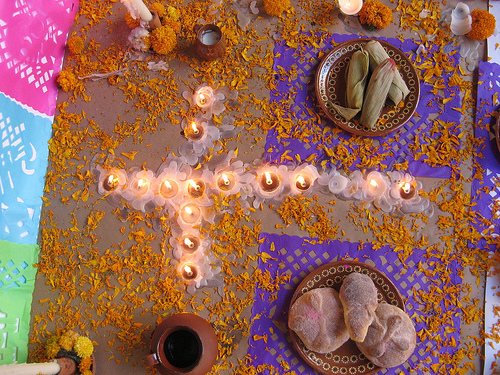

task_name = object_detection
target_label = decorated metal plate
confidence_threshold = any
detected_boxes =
[315,38,420,137]
[289,261,405,375]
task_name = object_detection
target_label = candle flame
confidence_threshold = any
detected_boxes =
[184,265,194,277]
[221,173,230,186]
[137,178,147,189]
[191,122,199,135]
[107,174,116,185]
[199,93,206,105]
[163,180,172,189]
[185,206,194,215]
[265,172,273,185]
[189,179,200,191]
[297,175,307,188]
[369,179,378,188]
[402,182,411,194]
[184,238,195,248]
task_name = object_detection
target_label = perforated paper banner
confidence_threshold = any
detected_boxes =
[0,93,52,245]
[266,33,462,178]
[248,233,462,374]
[0,240,39,365]
[0,0,78,116]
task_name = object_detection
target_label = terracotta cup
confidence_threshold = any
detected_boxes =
[193,24,226,61]
[144,313,218,375]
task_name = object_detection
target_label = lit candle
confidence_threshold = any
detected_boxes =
[194,87,213,109]
[181,263,199,280]
[260,171,280,193]
[295,175,311,192]
[160,179,178,199]
[217,172,236,191]
[0,361,61,375]
[186,121,205,141]
[338,0,363,15]
[187,179,205,198]
[103,173,119,192]
[181,234,200,254]
[365,171,388,197]
[120,0,153,21]
[132,177,150,197]
[399,181,416,200]
[180,203,202,224]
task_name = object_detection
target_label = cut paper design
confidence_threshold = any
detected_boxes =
[0,0,78,116]
[0,240,39,365]
[248,233,462,374]
[0,93,52,244]
[267,33,462,178]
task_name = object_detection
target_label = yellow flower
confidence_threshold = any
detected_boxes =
[467,9,496,40]
[162,18,181,33]
[58,330,79,351]
[125,11,140,29]
[151,25,177,55]
[263,0,290,16]
[74,336,94,358]
[166,6,180,21]
[81,371,93,375]
[44,336,61,359]
[57,68,78,92]
[67,36,84,55]
[151,2,166,18]
[358,0,393,29]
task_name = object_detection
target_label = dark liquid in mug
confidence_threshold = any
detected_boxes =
[164,329,201,369]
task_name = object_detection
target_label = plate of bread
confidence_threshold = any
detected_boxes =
[315,38,419,137]
[288,261,416,375]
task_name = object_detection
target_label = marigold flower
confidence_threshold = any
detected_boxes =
[467,9,496,40]
[44,336,61,359]
[57,68,78,92]
[166,5,180,21]
[74,336,94,358]
[81,371,93,375]
[151,25,177,55]
[79,356,93,372]
[150,2,166,18]
[125,11,140,29]
[358,0,393,29]
[263,0,291,16]
[162,18,181,33]
[67,36,84,54]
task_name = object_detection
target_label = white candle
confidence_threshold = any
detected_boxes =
[338,0,363,15]
[121,0,153,21]
[365,171,388,197]
[180,203,202,224]
[200,30,221,46]
[0,361,61,375]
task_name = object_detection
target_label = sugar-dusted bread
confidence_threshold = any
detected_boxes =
[356,303,416,368]
[339,272,378,342]
[288,287,350,353]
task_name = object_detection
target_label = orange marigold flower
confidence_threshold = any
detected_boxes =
[263,0,290,16]
[150,2,166,18]
[79,356,93,372]
[125,11,140,29]
[44,336,61,359]
[358,0,393,29]
[67,36,84,54]
[57,68,78,92]
[151,25,177,55]
[162,18,181,33]
[467,9,496,40]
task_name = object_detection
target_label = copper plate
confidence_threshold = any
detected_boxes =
[289,261,405,375]
[315,38,420,137]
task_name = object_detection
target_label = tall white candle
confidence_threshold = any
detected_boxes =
[338,0,363,15]
[121,0,153,21]
[0,361,61,375]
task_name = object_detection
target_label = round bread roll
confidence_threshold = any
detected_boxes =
[288,287,350,353]
[356,303,416,368]
[339,272,379,342]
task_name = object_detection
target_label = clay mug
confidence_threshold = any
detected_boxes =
[144,313,218,375]
[193,24,226,61]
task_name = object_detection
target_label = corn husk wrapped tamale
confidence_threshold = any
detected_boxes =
[331,49,369,120]
[359,58,396,130]
[364,40,410,105]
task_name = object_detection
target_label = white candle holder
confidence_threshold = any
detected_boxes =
[388,171,432,215]
[153,159,191,215]
[177,201,203,229]
[209,152,254,198]
[338,0,363,15]
[170,229,211,261]
[182,169,214,205]
[289,164,320,196]
[121,169,155,211]
[182,85,226,118]
[96,166,127,196]
[178,117,222,166]
[251,163,289,208]
[338,170,365,201]
[175,254,222,294]
[362,170,390,202]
